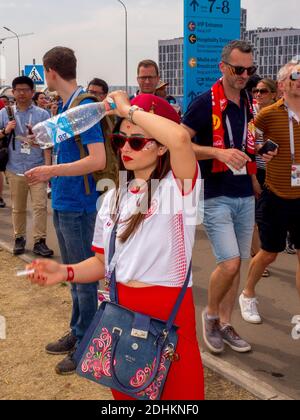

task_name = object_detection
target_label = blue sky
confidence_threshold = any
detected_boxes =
[0,0,299,87]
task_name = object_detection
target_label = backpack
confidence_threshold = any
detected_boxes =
[70,94,119,195]
[0,106,16,172]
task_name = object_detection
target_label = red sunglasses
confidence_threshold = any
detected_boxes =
[111,133,156,151]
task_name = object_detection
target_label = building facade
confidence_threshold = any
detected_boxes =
[158,38,184,97]
[241,8,247,41]
[243,27,300,80]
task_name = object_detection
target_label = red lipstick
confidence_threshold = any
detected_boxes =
[122,156,133,162]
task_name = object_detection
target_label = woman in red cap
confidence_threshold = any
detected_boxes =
[26,91,204,401]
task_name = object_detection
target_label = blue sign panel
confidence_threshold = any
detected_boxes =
[24,65,45,85]
[184,0,241,110]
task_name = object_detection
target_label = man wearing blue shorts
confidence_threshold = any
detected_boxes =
[182,40,257,355]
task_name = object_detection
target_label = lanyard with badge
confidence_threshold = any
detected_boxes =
[15,109,33,155]
[52,87,82,166]
[289,108,300,187]
[225,106,248,176]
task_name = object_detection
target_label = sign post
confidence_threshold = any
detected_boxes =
[184,0,241,110]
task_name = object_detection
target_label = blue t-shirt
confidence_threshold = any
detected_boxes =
[183,89,254,200]
[51,89,105,213]
[0,104,49,174]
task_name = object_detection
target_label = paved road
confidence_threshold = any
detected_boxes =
[0,184,299,399]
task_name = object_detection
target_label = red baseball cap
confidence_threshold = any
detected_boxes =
[0,99,5,110]
[131,94,180,124]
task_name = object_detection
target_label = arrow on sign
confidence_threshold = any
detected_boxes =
[190,0,199,12]
[189,34,197,44]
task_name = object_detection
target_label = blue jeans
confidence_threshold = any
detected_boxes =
[203,196,255,264]
[53,210,98,342]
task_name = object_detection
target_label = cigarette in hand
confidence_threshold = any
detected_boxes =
[16,269,35,277]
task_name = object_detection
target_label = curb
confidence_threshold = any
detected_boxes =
[0,238,294,401]
[201,351,293,400]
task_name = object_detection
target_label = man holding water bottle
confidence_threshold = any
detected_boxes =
[0,76,53,257]
[24,47,106,376]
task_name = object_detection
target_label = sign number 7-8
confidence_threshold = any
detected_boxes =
[208,0,217,12]
[208,0,230,14]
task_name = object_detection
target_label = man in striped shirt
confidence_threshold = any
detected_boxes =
[240,60,300,324]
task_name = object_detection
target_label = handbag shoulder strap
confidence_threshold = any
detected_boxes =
[108,221,192,330]
[108,222,119,304]
[165,262,192,332]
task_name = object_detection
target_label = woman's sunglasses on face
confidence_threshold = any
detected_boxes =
[111,134,156,151]
[223,62,257,76]
[252,88,271,95]
[290,71,300,81]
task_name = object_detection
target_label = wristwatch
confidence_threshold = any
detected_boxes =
[127,105,143,125]
[1,128,6,136]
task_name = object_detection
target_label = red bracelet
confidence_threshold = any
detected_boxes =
[66,266,75,283]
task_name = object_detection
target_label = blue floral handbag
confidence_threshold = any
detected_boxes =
[74,223,192,401]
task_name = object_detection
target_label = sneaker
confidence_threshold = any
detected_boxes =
[55,350,77,376]
[220,325,252,353]
[33,239,54,258]
[202,309,224,354]
[239,293,262,324]
[13,237,26,255]
[262,269,270,278]
[45,332,77,355]
[0,197,6,208]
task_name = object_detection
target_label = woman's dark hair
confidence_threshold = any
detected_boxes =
[111,118,171,243]
[33,92,45,105]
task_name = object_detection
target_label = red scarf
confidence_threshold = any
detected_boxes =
[211,79,257,175]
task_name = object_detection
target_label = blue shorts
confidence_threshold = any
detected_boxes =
[203,196,255,264]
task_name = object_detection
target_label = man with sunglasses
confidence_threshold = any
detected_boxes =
[183,40,262,355]
[240,61,300,324]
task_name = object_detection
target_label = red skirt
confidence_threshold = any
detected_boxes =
[111,284,205,401]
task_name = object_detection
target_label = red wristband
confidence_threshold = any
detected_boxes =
[66,266,75,283]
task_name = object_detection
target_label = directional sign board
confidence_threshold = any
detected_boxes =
[24,65,45,85]
[184,0,241,110]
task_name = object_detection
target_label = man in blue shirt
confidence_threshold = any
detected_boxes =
[182,40,257,356]
[0,76,53,256]
[25,47,106,375]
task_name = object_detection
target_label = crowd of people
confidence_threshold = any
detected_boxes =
[0,39,299,400]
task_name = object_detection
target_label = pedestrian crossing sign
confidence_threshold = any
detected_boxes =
[24,65,45,85]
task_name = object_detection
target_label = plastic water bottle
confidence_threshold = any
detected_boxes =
[32,98,116,149]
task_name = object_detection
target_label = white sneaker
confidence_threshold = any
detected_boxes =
[239,293,262,324]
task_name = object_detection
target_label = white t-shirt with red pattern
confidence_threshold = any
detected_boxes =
[92,165,202,288]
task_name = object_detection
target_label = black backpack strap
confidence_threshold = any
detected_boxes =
[5,106,16,151]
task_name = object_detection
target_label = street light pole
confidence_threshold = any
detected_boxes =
[3,27,21,76]
[116,0,128,92]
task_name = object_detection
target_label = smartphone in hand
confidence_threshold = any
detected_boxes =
[258,139,279,156]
